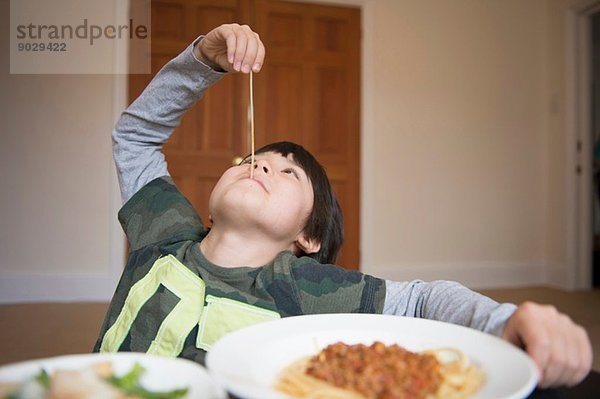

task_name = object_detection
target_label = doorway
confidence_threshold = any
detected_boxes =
[569,1,600,289]
[592,11,600,287]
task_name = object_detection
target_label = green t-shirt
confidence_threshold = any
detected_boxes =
[94,176,386,364]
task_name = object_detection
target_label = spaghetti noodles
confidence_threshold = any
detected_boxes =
[275,341,484,399]
[249,71,256,179]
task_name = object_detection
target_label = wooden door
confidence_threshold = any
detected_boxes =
[253,0,361,269]
[129,0,361,269]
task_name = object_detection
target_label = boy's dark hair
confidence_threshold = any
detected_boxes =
[252,141,344,264]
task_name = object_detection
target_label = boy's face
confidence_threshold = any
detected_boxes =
[208,151,314,244]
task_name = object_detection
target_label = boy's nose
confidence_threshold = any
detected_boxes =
[254,160,270,175]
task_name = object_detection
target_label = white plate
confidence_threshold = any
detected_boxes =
[0,352,226,399]
[206,314,538,399]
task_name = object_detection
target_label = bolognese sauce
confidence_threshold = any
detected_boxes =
[305,341,443,399]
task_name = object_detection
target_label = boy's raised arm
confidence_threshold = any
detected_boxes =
[112,24,265,203]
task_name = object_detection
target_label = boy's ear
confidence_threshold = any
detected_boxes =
[296,235,321,255]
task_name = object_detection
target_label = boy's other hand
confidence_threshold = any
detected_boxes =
[194,23,265,73]
[501,301,593,388]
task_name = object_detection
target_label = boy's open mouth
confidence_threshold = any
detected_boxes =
[247,177,268,192]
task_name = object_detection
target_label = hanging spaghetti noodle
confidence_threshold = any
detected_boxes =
[275,341,484,399]
[249,71,256,179]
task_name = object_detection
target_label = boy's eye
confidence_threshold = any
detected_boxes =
[282,168,300,180]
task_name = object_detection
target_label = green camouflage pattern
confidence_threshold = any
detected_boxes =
[94,176,386,365]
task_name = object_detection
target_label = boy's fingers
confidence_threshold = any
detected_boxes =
[253,34,266,72]
[202,23,264,73]
[538,329,566,388]
[231,25,265,74]
[196,23,239,71]
[241,27,264,73]
[568,324,592,385]
[241,32,260,73]
[232,26,249,72]
[225,29,237,65]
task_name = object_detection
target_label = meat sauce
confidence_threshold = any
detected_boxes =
[305,341,443,399]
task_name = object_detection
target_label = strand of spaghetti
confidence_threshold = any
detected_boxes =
[275,357,363,399]
[249,71,256,179]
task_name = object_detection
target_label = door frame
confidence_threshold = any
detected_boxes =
[566,0,600,289]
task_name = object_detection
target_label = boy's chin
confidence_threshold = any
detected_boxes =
[211,203,266,226]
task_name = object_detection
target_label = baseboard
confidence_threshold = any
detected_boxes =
[362,262,547,289]
[0,272,120,304]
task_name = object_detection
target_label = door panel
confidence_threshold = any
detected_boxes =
[262,65,304,144]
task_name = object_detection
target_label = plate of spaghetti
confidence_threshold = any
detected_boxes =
[206,314,538,399]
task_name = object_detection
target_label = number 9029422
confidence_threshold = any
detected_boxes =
[17,42,67,52]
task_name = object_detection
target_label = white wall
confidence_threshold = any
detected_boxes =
[361,0,548,286]
[0,0,125,302]
[0,0,586,303]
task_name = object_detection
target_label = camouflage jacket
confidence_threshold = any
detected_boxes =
[94,176,386,364]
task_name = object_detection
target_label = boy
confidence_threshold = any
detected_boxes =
[95,24,592,388]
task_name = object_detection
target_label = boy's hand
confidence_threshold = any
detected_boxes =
[501,301,593,388]
[194,23,265,73]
